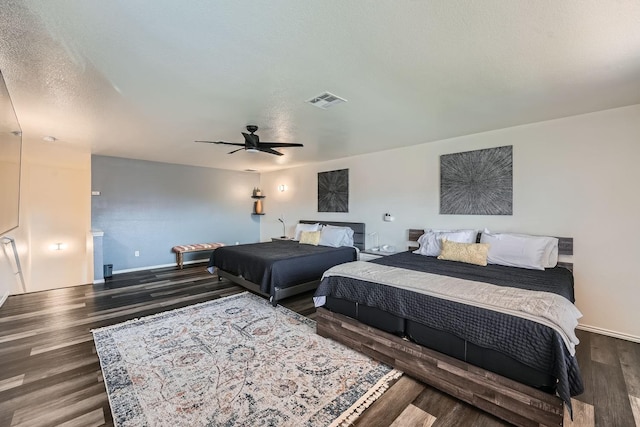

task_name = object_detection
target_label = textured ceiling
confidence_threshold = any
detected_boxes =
[1,0,639,172]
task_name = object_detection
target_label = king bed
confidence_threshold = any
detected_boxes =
[208,220,365,306]
[314,229,583,427]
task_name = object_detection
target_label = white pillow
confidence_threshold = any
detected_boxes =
[481,229,559,269]
[323,225,355,247]
[294,223,320,241]
[414,229,477,256]
[319,227,348,247]
[544,243,559,268]
[480,231,558,270]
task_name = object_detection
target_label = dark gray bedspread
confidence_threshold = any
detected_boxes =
[315,251,584,410]
[209,240,357,295]
[373,251,575,302]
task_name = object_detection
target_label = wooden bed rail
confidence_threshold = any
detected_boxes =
[317,307,565,427]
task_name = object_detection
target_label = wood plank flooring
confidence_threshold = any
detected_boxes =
[0,264,638,426]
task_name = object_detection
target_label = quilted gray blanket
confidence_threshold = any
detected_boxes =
[321,261,582,355]
[208,240,357,295]
[314,252,584,411]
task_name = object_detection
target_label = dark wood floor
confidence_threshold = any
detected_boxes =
[0,264,638,426]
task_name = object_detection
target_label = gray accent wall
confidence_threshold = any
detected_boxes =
[91,156,260,272]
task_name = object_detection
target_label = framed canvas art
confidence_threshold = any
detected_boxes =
[318,169,349,212]
[440,146,513,215]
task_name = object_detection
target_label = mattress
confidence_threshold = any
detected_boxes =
[209,240,357,295]
[314,251,584,409]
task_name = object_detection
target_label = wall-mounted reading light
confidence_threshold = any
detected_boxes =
[50,242,65,251]
[278,184,287,192]
[278,215,287,238]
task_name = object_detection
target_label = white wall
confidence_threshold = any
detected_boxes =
[0,239,20,305]
[2,105,637,339]
[261,104,640,341]
[2,138,93,294]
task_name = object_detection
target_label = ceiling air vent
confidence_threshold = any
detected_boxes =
[306,92,347,109]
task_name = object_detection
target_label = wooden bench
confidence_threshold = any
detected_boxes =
[171,243,224,269]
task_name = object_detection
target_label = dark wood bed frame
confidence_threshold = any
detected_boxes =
[316,229,575,427]
[217,220,366,306]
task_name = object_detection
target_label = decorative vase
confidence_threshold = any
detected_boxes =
[254,199,263,214]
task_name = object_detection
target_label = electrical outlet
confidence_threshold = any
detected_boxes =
[134,250,140,257]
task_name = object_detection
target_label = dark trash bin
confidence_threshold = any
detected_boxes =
[104,264,113,278]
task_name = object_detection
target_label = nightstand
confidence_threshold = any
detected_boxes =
[360,249,397,261]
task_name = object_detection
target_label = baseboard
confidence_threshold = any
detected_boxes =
[93,279,105,285]
[577,324,640,343]
[112,259,208,275]
[113,263,176,274]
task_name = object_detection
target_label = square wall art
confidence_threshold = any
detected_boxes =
[440,145,513,215]
[318,169,349,212]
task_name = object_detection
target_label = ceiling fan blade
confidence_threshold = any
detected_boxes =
[258,142,304,148]
[258,147,284,156]
[195,140,245,147]
[198,126,303,157]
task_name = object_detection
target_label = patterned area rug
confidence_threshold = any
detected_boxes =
[93,292,400,426]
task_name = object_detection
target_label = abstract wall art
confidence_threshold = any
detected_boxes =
[440,145,513,215]
[318,169,349,212]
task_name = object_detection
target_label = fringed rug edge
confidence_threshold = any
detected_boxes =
[329,369,404,427]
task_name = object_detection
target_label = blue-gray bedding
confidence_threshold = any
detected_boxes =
[209,240,357,296]
[315,251,584,410]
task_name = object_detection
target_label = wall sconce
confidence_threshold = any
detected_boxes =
[50,242,66,251]
[278,184,287,192]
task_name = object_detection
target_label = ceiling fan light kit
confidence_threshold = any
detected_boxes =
[196,125,303,156]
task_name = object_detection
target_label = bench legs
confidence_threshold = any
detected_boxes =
[175,250,214,269]
[176,252,184,269]
[173,244,224,270]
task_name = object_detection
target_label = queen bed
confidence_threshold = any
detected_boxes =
[208,221,365,306]
[314,228,583,427]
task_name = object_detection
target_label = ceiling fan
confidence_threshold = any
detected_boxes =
[196,125,303,156]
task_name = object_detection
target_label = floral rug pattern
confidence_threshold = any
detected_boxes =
[92,292,399,426]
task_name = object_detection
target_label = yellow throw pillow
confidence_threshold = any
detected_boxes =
[299,230,321,246]
[437,239,489,266]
